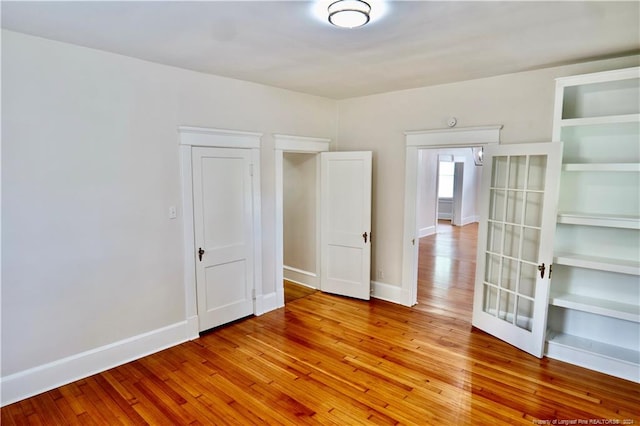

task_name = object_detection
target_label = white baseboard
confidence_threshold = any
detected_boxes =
[419,225,436,238]
[371,281,413,307]
[1,320,194,407]
[546,340,639,384]
[460,215,479,226]
[283,265,318,289]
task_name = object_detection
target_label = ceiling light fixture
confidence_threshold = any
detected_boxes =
[328,0,371,28]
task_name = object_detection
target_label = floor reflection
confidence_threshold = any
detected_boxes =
[416,220,478,320]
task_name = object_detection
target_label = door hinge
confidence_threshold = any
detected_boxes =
[249,164,254,176]
[251,289,256,300]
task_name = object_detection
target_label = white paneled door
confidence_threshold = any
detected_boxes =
[472,142,563,357]
[192,147,255,331]
[320,151,372,300]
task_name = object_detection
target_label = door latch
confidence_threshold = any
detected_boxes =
[198,247,205,261]
[538,263,546,279]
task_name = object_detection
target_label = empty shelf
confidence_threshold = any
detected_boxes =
[557,213,640,229]
[554,253,640,275]
[562,163,640,172]
[549,292,640,322]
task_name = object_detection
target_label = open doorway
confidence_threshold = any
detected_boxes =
[419,148,481,236]
[282,152,320,303]
[274,135,330,309]
[275,138,373,307]
[415,146,481,319]
[401,125,502,308]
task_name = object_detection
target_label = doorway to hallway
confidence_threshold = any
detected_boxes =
[414,220,478,321]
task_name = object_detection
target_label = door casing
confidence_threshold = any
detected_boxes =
[274,134,330,309]
[402,126,503,306]
[179,126,263,337]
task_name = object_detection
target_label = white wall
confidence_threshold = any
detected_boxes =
[417,150,438,237]
[336,55,640,289]
[455,149,481,226]
[283,153,317,287]
[419,148,481,232]
[1,30,336,400]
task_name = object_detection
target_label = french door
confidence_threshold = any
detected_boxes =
[320,151,372,300]
[472,142,563,357]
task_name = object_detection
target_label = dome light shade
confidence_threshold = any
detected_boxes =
[328,0,371,28]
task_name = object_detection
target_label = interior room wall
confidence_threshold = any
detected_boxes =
[1,30,336,385]
[283,153,317,288]
[457,149,481,225]
[419,148,481,233]
[336,55,640,291]
[416,150,438,237]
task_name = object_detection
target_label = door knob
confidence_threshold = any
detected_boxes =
[362,232,368,243]
[198,247,205,261]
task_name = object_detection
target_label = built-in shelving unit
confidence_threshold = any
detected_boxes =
[547,67,640,383]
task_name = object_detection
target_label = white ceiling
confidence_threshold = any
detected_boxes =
[2,1,639,99]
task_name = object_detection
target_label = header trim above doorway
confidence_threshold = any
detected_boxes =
[274,134,331,152]
[179,126,262,148]
[405,125,503,147]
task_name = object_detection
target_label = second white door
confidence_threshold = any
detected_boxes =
[320,151,372,300]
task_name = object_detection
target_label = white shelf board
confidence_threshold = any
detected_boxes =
[545,331,640,383]
[549,292,640,322]
[554,252,640,275]
[557,212,640,229]
[560,113,640,127]
[562,163,640,172]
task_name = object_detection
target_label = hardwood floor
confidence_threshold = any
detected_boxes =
[284,280,317,304]
[3,224,639,424]
[415,220,477,320]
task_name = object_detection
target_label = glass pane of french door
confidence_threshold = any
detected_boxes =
[473,142,563,358]
[484,154,546,331]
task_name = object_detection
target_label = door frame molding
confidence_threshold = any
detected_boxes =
[179,126,263,337]
[274,134,330,309]
[402,125,502,307]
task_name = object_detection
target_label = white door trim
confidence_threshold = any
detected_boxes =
[179,126,263,337]
[274,134,330,310]
[402,125,502,306]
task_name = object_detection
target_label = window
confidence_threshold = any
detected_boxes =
[438,161,454,198]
